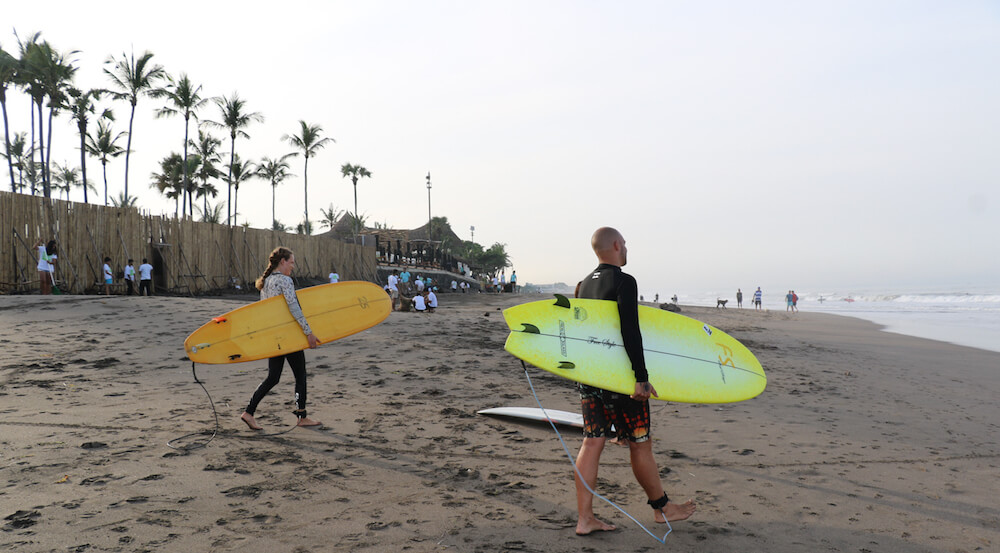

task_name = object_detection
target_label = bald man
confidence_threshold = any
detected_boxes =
[573,227,696,536]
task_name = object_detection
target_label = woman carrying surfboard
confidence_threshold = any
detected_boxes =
[240,247,322,430]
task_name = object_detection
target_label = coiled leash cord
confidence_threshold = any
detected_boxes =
[166,363,299,450]
[166,363,220,450]
[519,360,672,544]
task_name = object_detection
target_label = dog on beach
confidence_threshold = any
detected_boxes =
[717,298,728,309]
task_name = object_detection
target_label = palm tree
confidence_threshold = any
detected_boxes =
[85,118,126,206]
[20,38,78,197]
[319,204,345,231]
[208,92,262,226]
[52,162,94,201]
[14,32,44,192]
[340,163,371,236]
[255,154,294,229]
[189,128,223,218]
[3,132,28,193]
[150,152,185,215]
[0,44,18,192]
[66,87,106,204]
[283,121,334,234]
[111,192,139,208]
[196,202,225,224]
[156,73,210,219]
[103,50,166,198]
[226,153,256,227]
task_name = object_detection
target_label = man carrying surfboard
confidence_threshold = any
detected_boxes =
[574,227,696,535]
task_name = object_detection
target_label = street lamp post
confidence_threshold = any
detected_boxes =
[470,225,475,244]
[426,172,432,241]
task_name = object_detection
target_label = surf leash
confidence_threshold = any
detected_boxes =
[519,360,672,544]
[166,363,220,450]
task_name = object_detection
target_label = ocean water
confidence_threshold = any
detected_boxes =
[659,287,1000,354]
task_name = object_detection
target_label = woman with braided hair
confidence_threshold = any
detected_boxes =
[240,247,322,430]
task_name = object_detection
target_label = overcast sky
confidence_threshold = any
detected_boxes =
[5,1,998,296]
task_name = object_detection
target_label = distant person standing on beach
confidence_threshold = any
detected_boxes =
[34,239,56,295]
[124,260,136,296]
[792,290,799,312]
[786,291,794,311]
[241,247,322,430]
[387,269,400,311]
[753,287,763,311]
[510,270,517,292]
[573,226,696,536]
[102,257,113,296]
[736,289,743,308]
[138,259,154,296]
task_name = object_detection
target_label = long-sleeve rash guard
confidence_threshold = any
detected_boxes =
[577,263,648,383]
[261,273,313,335]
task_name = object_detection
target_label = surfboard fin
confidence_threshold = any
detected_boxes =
[553,294,571,308]
[558,361,575,370]
[520,323,540,334]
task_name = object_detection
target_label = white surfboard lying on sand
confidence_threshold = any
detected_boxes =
[477,407,583,428]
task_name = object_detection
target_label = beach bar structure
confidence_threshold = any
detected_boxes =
[1,191,376,295]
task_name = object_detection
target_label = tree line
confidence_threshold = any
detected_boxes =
[0,30,358,234]
[0,30,511,274]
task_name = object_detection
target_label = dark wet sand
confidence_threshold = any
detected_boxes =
[1,293,997,552]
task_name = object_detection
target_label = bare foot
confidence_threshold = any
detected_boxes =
[296,417,322,427]
[576,516,617,536]
[240,412,262,430]
[654,499,697,523]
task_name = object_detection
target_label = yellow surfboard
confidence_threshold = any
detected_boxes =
[503,296,766,404]
[185,281,391,364]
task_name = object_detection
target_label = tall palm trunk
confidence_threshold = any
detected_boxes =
[227,135,235,226]
[1,95,14,192]
[46,106,55,193]
[35,100,48,197]
[352,176,359,235]
[123,100,137,198]
[182,114,190,220]
[78,119,88,203]
[101,159,109,206]
[272,182,276,227]
[303,155,310,230]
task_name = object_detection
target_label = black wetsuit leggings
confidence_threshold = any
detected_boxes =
[245,350,307,415]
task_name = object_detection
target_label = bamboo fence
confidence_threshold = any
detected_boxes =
[1,191,376,295]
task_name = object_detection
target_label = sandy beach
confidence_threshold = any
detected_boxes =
[1,291,998,552]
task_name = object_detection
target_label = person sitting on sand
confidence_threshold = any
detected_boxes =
[573,226,696,536]
[412,291,428,313]
[241,247,322,430]
[426,288,438,312]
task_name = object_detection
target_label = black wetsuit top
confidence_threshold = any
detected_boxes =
[578,263,648,383]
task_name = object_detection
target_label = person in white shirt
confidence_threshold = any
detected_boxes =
[138,259,154,296]
[415,277,425,292]
[387,269,400,311]
[102,257,113,296]
[412,292,427,312]
[426,289,438,312]
[328,268,339,284]
[124,259,137,296]
[451,280,458,293]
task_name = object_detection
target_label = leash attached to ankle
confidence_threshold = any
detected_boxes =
[648,493,670,511]
[518,360,672,544]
